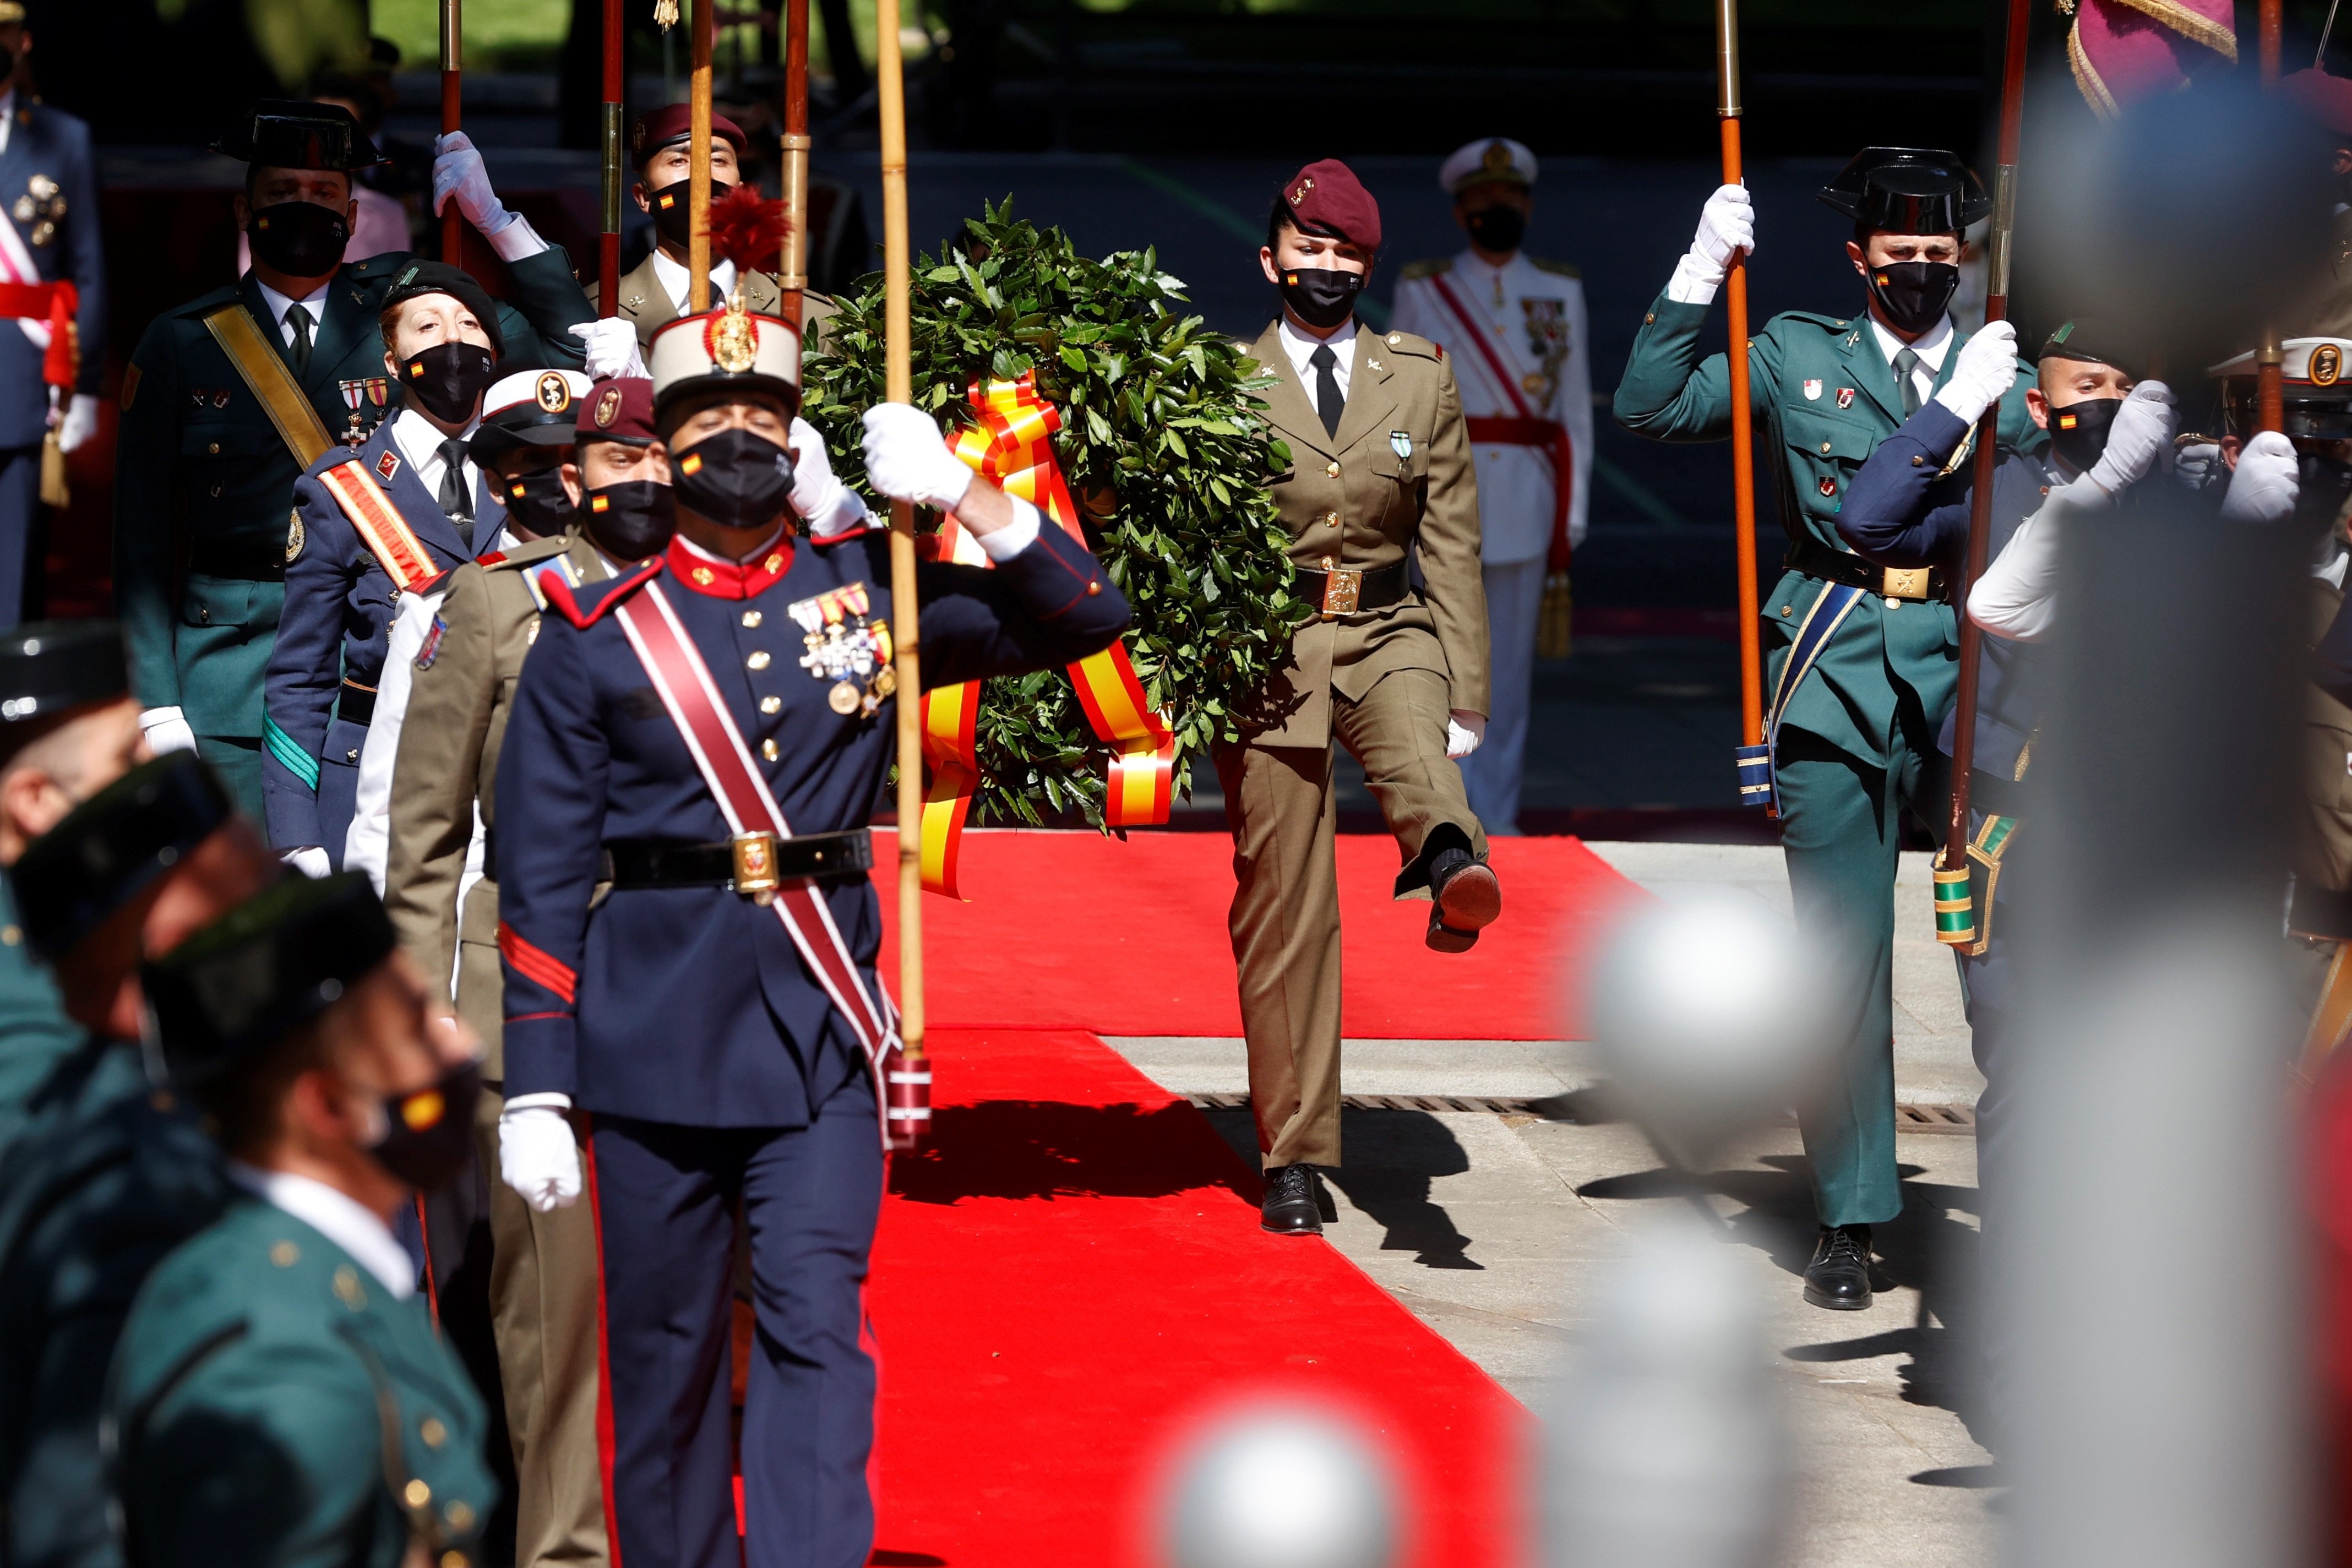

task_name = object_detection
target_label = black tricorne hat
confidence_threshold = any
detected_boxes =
[382,260,507,360]
[9,751,232,964]
[213,99,388,171]
[143,873,396,1089]
[2037,319,2149,383]
[0,619,127,728]
[1818,148,1990,236]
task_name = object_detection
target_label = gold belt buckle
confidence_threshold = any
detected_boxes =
[1881,566,1932,601]
[731,831,781,906]
[1318,557,1362,620]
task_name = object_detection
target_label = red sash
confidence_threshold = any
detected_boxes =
[608,577,922,1147]
[1425,271,1576,572]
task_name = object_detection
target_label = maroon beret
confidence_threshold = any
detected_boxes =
[578,376,657,447]
[2288,69,2352,137]
[1278,159,1381,253]
[630,104,749,165]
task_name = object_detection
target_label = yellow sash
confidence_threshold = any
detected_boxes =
[202,302,334,469]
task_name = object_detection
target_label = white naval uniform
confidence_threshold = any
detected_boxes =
[1390,248,1592,831]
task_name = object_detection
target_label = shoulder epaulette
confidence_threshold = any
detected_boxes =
[1774,310,1856,333]
[477,551,507,568]
[1530,257,1582,279]
[341,252,410,282]
[543,558,662,629]
[482,535,571,573]
[1375,328,1442,360]
[1398,258,1453,282]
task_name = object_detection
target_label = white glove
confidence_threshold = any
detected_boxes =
[569,318,646,383]
[281,846,331,879]
[2220,429,2300,524]
[139,706,197,756]
[498,1096,582,1212]
[1932,321,2019,427]
[2083,380,2175,496]
[787,416,865,535]
[432,132,520,237]
[1666,184,1754,305]
[52,393,97,454]
[1446,710,1486,760]
[861,403,974,511]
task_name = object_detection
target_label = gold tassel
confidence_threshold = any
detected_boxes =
[1537,570,1572,660]
[654,0,679,28]
[39,431,66,509]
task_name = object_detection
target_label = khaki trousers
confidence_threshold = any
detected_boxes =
[463,884,612,1568]
[1215,666,1485,1170]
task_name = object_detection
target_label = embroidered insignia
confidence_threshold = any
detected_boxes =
[286,509,304,563]
[1802,379,1823,400]
[536,371,573,412]
[1390,431,1413,461]
[1836,386,1856,410]
[416,614,448,670]
[1818,477,1838,497]
[708,295,758,374]
[594,386,622,428]
[375,449,401,482]
[2317,345,2344,386]
[212,388,232,409]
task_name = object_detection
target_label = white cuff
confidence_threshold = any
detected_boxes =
[972,494,1042,562]
[501,1092,573,1113]
[487,213,547,263]
[1664,252,1722,307]
[1931,380,1993,428]
[812,488,874,539]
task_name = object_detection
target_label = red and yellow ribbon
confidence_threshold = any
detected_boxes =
[917,372,1175,898]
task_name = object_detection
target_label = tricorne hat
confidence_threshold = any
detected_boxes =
[213,99,387,171]
[1817,147,1989,235]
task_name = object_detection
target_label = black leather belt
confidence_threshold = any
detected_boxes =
[337,681,376,727]
[187,538,287,581]
[1786,539,1947,602]
[601,831,873,891]
[1296,558,1410,620]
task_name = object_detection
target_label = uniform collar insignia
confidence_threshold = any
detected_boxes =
[664,532,795,600]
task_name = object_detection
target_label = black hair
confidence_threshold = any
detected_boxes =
[1265,197,1357,255]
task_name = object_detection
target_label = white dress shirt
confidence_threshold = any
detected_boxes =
[389,406,482,520]
[254,276,334,351]
[1869,314,1953,411]
[1278,314,1357,402]
[651,250,738,316]
[227,1161,416,1299]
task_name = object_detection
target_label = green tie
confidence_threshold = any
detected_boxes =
[1894,347,1922,418]
[285,303,313,375]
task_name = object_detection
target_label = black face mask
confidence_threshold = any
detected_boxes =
[365,1061,482,1193]
[1278,266,1364,331]
[584,478,677,560]
[2299,449,2352,529]
[673,428,795,531]
[1863,260,1961,337]
[248,198,350,277]
[400,341,499,425]
[651,177,737,248]
[2045,396,2124,475]
[1464,205,1527,254]
[498,464,575,539]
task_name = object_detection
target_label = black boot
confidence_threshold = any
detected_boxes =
[1802,1223,1874,1310]
[1260,1164,1323,1234]
[1425,846,1501,953]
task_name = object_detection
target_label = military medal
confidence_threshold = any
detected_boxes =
[1803,379,1823,400]
[1390,431,1413,462]
[790,581,891,719]
[1836,387,1856,410]
[828,680,862,714]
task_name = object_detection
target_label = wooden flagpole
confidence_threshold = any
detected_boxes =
[1716,0,1770,811]
[876,0,928,1107]
[440,0,464,265]
[598,0,624,315]
[688,0,715,313]
[2258,0,2286,434]
[1934,0,2033,948]
[778,0,811,330]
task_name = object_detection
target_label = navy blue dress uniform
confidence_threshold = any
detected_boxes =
[0,751,237,1568]
[262,262,513,868]
[106,873,497,1568]
[115,101,592,823]
[492,300,1130,1567]
[0,22,104,629]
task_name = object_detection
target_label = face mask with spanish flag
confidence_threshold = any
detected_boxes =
[2046,395,2123,475]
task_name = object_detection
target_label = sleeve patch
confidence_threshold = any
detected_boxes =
[416,615,448,670]
[498,921,578,1007]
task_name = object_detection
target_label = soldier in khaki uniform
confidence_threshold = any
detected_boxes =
[379,377,669,1568]
[1224,161,1497,1235]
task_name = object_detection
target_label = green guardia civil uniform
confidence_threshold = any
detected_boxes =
[112,248,592,823]
[0,877,77,1157]
[1615,298,2034,1227]
[105,1193,497,1568]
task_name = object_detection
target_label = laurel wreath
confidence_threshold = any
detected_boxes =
[802,200,1306,828]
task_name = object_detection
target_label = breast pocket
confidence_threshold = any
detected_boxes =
[1781,406,1877,513]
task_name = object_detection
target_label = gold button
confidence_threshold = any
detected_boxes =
[742,610,762,628]
[346,748,359,761]
[269,1240,300,1267]
[333,1266,366,1310]
[0,925,16,946]
[1820,442,1832,454]
[404,1479,432,1509]
[760,695,781,714]
[444,1501,475,1531]
[420,1417,448,1448]
[1324,461,1340,478]
[1645,312,1656,324]
[692,567,715,586]
[208,442,219,454]
[1912,455,1924,466]
[1086,580,1101,596]
[440,1554,469,1568]
[747,650,771,669]
[1387,333,1401,346]
[761,738,779,761]
[1779,606,1793,616]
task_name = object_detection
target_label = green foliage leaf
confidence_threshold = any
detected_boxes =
[801,199,1307,831]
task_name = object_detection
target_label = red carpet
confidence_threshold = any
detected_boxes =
[867,1028,1529,1566]
[878,831,1648,1040]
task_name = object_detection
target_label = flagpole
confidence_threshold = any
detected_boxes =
[598,0,624,315]
[2258,0,2285,434]
[688,0,715,313]
[1717,0,1770,812]
[440,0,464,266]
[1934,0,2032,948]
[876,0,928,1120]
[778,0,810,331]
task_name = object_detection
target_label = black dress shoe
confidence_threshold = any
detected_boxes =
[1261,1164,1323,1234]
[1803,1224,1874,1310]
[1425,847,1501,954]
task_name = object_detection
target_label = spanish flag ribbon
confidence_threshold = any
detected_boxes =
[917,372,1175,899]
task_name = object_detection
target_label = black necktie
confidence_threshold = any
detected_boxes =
[437,438,475,548]
[1308,343,1343,438]
[1894,347,1923,418]
[284,303,313,375]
